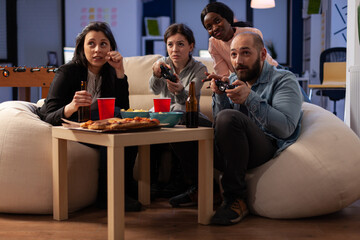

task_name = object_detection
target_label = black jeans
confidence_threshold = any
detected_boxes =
[213,109,277,200]
[82,107,138,201]
[81,144,138,201]
[162,113,212,186]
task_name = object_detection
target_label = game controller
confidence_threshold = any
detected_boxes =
[202,77,236,92]
[214,79,235,92]
[160,65,177,82]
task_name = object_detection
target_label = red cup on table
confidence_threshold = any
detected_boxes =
[153,98,171,112]
[97,98,115,120]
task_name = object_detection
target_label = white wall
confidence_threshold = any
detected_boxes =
[253,0,288,64]
[345,0,360,131]
[16,0,62,102]
[1,0,142,103]
[175,0,209,56]
[17,0,62,67]
[64,0,142,57]
[221,0,247,22]
[330,0,348,48]
[0,0,6,59]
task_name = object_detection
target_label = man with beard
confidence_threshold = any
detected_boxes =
[207,32,303,225]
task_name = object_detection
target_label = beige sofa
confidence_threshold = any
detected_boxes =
[123,54,214,121]
[0,55,359,218]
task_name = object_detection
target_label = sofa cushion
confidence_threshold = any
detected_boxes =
[246,102,360,218]
[124,54,162,111]
[0,101,99,214]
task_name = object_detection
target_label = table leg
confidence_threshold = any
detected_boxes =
[198,139,214,225]
[52,137,68,220]
[107,146,125,240]
[137,145,151,205]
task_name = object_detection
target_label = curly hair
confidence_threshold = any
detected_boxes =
[200,2,234,27]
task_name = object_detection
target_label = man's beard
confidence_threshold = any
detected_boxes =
[234,56,261,83]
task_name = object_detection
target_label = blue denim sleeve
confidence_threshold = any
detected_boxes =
[212,92,232,120]
[245,74,303,139]
[212,73,239,119]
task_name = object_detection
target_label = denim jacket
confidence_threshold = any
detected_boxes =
[212,61,303,156]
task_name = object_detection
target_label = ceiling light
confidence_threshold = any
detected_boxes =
[251,0,275,9]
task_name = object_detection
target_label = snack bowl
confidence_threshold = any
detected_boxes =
[149,112,184,128]
[120,109,150,119]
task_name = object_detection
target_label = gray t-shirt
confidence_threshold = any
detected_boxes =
[87,69,102,110]
[149,56,207,112]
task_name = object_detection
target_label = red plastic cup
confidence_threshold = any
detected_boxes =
[153,98,171,112]
[97,98,115,120]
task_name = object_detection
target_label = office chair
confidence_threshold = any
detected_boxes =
[317,47,346,115]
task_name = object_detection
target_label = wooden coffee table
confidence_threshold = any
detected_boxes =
[52,126,214,240]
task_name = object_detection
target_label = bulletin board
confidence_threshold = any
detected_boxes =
[64,0,122,47]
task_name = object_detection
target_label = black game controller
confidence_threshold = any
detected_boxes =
[214,79,235,92]
[160,65,177,82]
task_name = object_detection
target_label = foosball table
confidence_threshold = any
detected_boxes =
[0,66,57,101]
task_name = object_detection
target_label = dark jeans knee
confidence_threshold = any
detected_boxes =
[214,109,248,135]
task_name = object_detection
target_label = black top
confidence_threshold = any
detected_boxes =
[36,61,130,126]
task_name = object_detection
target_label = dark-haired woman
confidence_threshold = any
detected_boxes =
[201,2,278,77]
[36,21,141,212]
[149,23,212,204]
[150,23,207,113]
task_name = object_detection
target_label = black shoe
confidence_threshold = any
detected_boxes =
[159,181,188,198]
[126,180,139,200]
[95,194,142,212]
[169,185,198,207]
[210,198,249,226]
[151,182,164,200]
[125,195,142,212]
[169,182,222,208]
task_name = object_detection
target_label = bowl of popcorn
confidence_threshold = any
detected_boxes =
[149,111,184,128]
[120,108,150,118]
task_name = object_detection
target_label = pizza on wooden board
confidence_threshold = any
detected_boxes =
[80,117,160,131]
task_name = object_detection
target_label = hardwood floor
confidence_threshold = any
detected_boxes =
[0,199,359,240]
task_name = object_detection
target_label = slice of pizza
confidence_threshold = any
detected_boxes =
[80,120,93,129]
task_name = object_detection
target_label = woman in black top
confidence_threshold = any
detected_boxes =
[37,22,141,211]
[37,22,129,125]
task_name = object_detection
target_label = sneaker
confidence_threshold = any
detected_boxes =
[169,185,198,207]
[160,181,188,198]
[210,198,249,225]
[151,181,188,200]
[169,185,222,208]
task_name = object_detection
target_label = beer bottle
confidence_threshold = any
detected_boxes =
[185,81,198,128]
[78,80,91,122]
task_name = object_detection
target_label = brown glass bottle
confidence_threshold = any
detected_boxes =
[185,81,198,128]
[78,80,91,122]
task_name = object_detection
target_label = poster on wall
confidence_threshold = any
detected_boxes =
[330,0,347,47]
